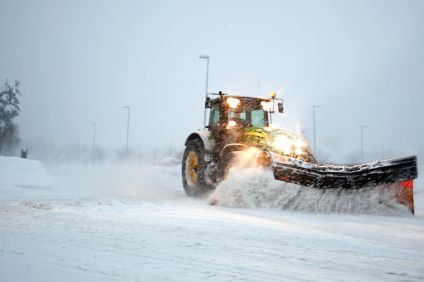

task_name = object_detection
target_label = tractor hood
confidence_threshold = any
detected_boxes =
[242,127,312,160]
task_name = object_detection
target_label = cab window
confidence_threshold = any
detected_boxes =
[209,106,220,127]
[251,109,266,127]
[228,111,246,123]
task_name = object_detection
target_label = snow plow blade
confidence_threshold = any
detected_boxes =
[271,155,418,213]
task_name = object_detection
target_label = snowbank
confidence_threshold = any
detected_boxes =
[0,157,53,198]
[47,162,184,201]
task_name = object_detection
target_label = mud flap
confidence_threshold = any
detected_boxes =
[271,154,418,213]
[397,180,414,214]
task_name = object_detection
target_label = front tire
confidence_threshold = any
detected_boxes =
[182,140,209,196]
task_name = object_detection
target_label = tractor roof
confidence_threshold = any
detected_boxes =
[210,94,270,104]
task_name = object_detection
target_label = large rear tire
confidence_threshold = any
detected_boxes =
[182,139,209,196]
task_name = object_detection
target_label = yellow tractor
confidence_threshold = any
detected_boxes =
[182,91,418,213]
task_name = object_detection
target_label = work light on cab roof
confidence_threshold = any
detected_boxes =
[226,97,240,109]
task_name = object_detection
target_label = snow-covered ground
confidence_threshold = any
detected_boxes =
[1,157,423,281]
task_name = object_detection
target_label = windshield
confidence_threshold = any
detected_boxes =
[228,106,268,128]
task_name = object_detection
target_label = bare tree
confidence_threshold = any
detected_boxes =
[0,80,21,154]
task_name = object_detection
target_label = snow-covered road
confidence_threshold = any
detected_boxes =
[1,157,423,281]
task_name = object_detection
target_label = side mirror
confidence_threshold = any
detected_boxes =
[278,102,284,113]
[205,97,211,108]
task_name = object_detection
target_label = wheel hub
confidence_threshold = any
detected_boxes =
[185,151,199,186]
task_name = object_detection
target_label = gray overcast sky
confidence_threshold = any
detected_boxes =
[1,0,423,160]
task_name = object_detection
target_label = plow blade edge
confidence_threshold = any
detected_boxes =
[272,155,418,213]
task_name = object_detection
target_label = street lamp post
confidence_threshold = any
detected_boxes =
[124,106,130,155]
[199,55,209,129]
[313,105,322,157]
[361,124,367,160]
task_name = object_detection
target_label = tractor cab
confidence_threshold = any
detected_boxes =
[207,95,271,131]
[204,92,284,158]
[206,94,278,151]
[206,92,284,130]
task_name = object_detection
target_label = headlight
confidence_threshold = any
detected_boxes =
[294,147,303,155]
[272,136,292,155]
[271,135,306,156]
[226,97,240,109]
